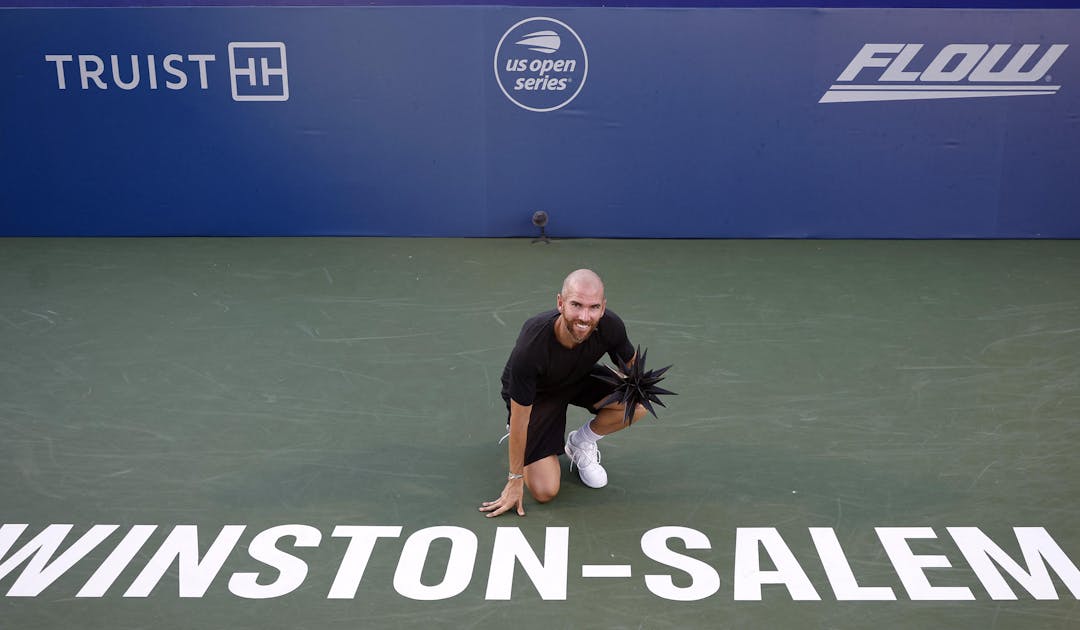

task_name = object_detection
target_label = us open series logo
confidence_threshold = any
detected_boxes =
[820,43,1068,103]
[494,17,588,112]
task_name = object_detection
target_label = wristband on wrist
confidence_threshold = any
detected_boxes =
[507,472,524,480]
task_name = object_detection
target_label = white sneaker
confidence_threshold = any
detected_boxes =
[565,431,608,488]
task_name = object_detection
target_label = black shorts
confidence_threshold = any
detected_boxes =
[505,365,617,466]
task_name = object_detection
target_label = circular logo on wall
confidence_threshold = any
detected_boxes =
[494,17,589,113]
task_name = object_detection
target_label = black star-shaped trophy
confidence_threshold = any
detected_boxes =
[593,346,676,425]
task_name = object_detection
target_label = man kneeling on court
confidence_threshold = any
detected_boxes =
[480,269,646,518]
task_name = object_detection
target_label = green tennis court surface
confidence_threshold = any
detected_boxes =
[2,238,1078,629]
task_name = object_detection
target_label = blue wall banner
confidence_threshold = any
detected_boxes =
[1,7,1077,237]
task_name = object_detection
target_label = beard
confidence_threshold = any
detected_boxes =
[564,316,596,343]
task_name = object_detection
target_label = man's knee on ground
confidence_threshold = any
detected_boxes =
[529,482,560,504]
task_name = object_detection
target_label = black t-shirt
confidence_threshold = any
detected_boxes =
[501,309,634,406]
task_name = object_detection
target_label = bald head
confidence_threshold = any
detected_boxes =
[560,269,604,299]
[556,269,606,346]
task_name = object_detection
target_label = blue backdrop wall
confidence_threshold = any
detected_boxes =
[1,5,1077,237]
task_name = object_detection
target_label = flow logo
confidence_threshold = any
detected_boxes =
[494,17,588,112]
[820,43,1068,103]
[44,42,289,102]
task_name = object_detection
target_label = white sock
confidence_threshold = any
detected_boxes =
[575,419,603,445]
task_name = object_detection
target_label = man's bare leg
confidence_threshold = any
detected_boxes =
[525,454,561,503]
[590,401,648,435]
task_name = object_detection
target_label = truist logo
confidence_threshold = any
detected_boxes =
[43,42,289,102]
[820,43,1068,103]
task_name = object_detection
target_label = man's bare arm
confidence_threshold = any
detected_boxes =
[479,400,530,517]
